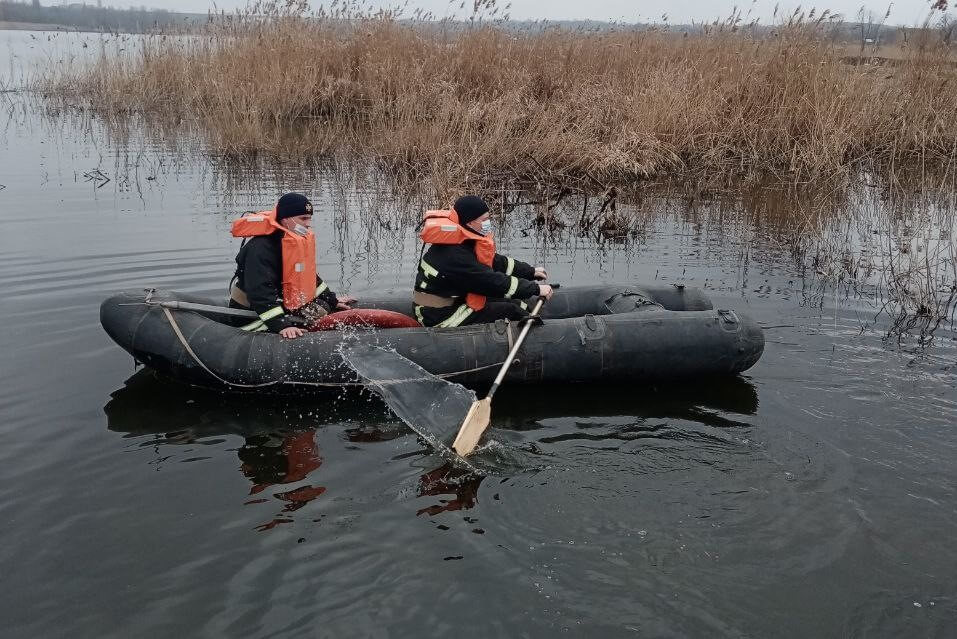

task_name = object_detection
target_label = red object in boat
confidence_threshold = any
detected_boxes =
[309,309,422,331]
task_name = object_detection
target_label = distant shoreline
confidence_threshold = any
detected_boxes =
[0,21,97,33]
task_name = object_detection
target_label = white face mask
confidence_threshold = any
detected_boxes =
[480,219,492,235]
[292,223,310,236]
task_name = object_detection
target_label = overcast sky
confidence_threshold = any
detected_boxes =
[101,1,949,26]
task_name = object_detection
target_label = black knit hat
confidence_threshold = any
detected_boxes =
[453,195,489,225]
[276,193,313,220]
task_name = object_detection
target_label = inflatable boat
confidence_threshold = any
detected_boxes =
[99,284,764,392]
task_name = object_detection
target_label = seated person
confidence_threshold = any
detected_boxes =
[413,195,552,327]
[229,193,356,339]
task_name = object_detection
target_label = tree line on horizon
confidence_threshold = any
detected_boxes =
[0,0,203,32]
[0,0,953,43]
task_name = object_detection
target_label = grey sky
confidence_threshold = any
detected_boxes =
[105,1,948,26]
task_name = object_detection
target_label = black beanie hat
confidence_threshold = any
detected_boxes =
[276,193,313,220]
[453,195,489,225]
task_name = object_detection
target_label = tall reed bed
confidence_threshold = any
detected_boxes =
[38,2,957,194]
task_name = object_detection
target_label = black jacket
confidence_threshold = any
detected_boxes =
[414,241,539,324]
[233,233,338,332]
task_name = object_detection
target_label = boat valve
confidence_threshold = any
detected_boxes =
[717,309,739,330]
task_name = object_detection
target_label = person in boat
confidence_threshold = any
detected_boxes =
[413,195,552,327]
[229,193,356,339]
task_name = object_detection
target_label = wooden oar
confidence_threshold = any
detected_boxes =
[452,296,547,456]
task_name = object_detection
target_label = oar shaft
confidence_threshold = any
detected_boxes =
[151,300,258,319]
[486,297,545,400]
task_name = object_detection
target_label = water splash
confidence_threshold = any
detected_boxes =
[338,342,481,472]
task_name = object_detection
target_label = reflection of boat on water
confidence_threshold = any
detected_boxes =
[103,368,396,441]
[100,284,764,392]
[105,370,760,524]
[104,369,759,442]
[104,370,486,524]
[106,368,760,461]
[104,370,401,530]
[491,377,759,430]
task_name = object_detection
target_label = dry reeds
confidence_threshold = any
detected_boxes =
[37,2,957,195]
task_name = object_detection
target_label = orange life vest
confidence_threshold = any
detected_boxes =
[231,208,317,311]
[419,209,496,311]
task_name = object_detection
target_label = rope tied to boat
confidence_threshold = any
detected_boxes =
[161,306,506,389]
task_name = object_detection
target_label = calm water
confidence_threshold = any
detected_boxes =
[2,30,956,638]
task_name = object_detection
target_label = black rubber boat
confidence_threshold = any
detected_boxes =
[99,284,764,392]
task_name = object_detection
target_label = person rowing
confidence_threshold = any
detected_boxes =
[228,193,356,339]
[413,195,552,327]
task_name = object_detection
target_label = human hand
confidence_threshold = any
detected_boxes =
[534,266,548,280]
[338,295,358,305]
[279,326,306,339]
[335,301,353,311]
[537,284,554,300]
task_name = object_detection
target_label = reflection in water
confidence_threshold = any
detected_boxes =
[487,378,759,460]
[104,370,764,525]
[493,378,759,425]
[237,431,324,532]
[239,432,322,495]
[415,464,485,517]
[106,371,761,447]
[103,369,377,436]
[104,375,485,525]
[104,371,343,531]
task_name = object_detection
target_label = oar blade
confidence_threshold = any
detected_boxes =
[451,397,492,456]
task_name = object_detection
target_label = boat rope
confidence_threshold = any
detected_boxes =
[164,307,287,388]
[162,307,506,390]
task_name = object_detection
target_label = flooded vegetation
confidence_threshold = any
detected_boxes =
[35,2,957,193]
[1,14,957,638]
